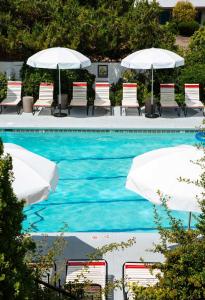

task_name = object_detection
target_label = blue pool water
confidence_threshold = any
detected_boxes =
[0,130,199,232]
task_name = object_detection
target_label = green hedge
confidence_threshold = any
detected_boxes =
[20,64,96,105]
[0,72,7,101]
[178,20,199,36]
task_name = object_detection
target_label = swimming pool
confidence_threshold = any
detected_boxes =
[0,130,199,232]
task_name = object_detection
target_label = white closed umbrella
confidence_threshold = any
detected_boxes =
[27,47,91,117]
[126,145,203,227]
[4,143,58,205]
[121,48,184,118]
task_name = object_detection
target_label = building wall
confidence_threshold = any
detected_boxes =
[86,62,125,84]
[0,61,125,84]
[0,61,23,80]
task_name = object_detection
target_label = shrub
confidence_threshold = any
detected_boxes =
[178,64,205,99]
[0,72,7,102]
[178,20,199,36]
[172,1,196,23]
[110,79,123,106]
[20,64,96,105]
[20,64,54,100]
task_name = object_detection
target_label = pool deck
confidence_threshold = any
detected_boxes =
[1,107,203,299]
[0,106,204,130]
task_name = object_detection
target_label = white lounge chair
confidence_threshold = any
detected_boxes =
[184,83,204,116]
[33,82,54,115]
[123,262,160,300]
[69,82,88,115]
[0,81,22,114]
[65,259,107,300]
[159,83,180,116]
[93,82,112,115]
[121,83,141,115]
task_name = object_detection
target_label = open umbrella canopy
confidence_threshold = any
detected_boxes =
[121,47,184,70]
[121,48,184,118]
[27,47,91,116]
[27,47,91,69]
[126,145,202,213]
[4,143,58,205]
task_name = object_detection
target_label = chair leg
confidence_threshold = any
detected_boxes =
[185,106,187,117]
[120,106,122,116]
[159,106,162,116]
[138,107,141,116]
[110,106,112,116]
[0,105,3,114]
[17,105,21,114]
[86,105,89,115]
[177,107,181,117]
[92,106,95,116]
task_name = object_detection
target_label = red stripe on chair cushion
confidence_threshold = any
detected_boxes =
[185,84,199,88]
[123,83,137,88]
[67,261,106,266]
[8,81,22,86]
[40,83,53,87]
[125,264,149,269]
[73,83,87,87]
[96,83,110,87]
[160,84,175,88]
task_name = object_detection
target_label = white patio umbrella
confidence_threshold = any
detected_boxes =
[4,143,58,205]
[27,47,91,117]
[121,48,184,118]
[126,145,203,228]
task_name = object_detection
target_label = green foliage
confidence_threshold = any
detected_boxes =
[189,26,205,52]
[0,73,7,101]
[0,139,36,299]
[177,64,205,99]
[20,64,54,100]
[0,0,175,61]
[178,20,199,37]
[124,0,176,52]
[20,65,96,104]
[172,1,196,23]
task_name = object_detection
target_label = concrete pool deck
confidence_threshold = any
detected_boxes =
[1,107,203,299]
[0,106,204,130]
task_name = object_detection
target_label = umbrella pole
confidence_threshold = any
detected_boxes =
[188,212,192,229]
[54,65,67,117]
[145,65,159,119]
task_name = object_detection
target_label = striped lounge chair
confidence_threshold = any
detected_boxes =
[123,262,160,300]
[33,82,54,115]
[0,81,22,114]
[121,83,141,116]
[184,84,204,116]
[159,83,180,116]
[69,82,88,115]
[65,259,107,300]
[93,82,112,115]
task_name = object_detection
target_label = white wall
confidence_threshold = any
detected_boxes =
[0,61,23,80]
[0,61,125,84]
[86,62,125,84]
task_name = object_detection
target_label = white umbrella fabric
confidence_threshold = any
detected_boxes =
[121,48,184,117]
[126,145,203,226]
[4,143,58,205]
[27,47,91,116]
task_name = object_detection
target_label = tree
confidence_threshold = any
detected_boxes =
[172,1,196,23]
[123,0,176,53]
[132,148,205,299]
[0,140,36,298]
